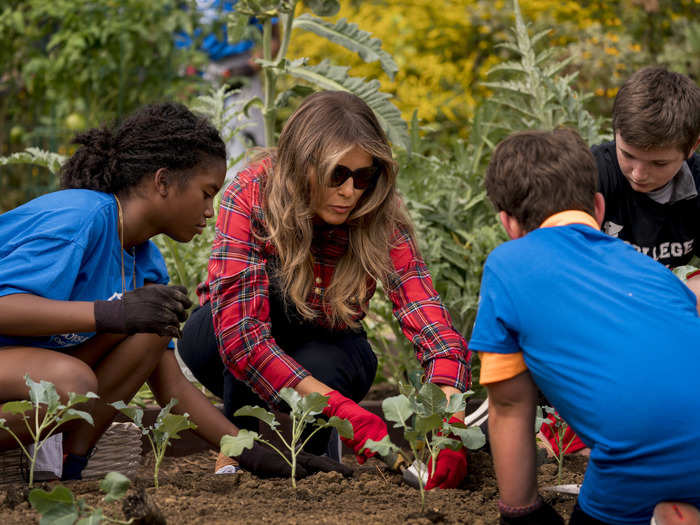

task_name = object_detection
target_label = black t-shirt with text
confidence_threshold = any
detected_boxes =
[593,141,700,268]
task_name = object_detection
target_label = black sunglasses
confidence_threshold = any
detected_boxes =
[329,160,381,190]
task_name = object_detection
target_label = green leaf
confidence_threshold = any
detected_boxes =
[100,471,131,503]
[67,391,99,406]
[156,398,179,422]
[26,376,61,413]
[298,391,328,415]
[381,395,414,428]
[431,434,461,451]
[450,426,486,450]
[234,406,279,428]
[416,383,447,416]
[226,12,249,44]
[363,435,400,457]
[273,85,315,110]
[220,429,259,457]
[77,510,103,525]
[0,148,67,174]
[158,413,196,439]
[325,416,353,439]
[278,387,302,413]
[293,15,397,80]
[283,60,409,149]
[29,485,78,525]
[303,0,340,17]
[56,408,94,427]
[414,414,443,435]
[445,392,466,415]
[1,400,33,416]
[110,401,144,428]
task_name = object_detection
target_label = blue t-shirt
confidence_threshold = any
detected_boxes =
[469,223,700,524]
[0,189,169,349]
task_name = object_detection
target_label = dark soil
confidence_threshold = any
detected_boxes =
[0,449,586,524]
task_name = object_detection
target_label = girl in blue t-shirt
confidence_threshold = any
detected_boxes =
[0,102,349,481]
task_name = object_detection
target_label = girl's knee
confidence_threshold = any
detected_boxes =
[52,358,99,397]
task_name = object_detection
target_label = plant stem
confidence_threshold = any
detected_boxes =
[262,18,276,147]
[410,443,425,514]
[275,5,296,64]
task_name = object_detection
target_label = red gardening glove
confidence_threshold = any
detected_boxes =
[323,390,388,464]
[539,412,587,456]
[425,415,468,490]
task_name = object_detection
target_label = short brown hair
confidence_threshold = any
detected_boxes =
[613,67,700,155]
[485,128,597,232]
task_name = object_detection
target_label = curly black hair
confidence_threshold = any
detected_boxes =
[60,102,226,193]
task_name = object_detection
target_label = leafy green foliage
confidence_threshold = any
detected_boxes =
[482,0,609,145]
[220,387,351,488]
[365,383,485,512]
[0,375,97,487]
[292,15,398,80]
[226,0,406,148]
[29,472,133,525]
[0,147,66,175]
[112,398,196,489]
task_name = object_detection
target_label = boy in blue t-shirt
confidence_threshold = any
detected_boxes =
[470,128,700,525]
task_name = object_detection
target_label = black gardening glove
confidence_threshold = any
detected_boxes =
[94,284,192,338]
[237,443,353,479]
[499,497,565,525]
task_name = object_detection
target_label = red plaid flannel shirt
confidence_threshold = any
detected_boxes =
[198,162,471,407]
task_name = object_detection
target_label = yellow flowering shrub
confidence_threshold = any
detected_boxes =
[288,0,698,134]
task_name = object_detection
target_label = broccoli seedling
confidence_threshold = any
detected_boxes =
[29,471,133,524]
[220,387,353,488]
[539,407,577,484]
[364,383,486,513]
[112,398,196,489]
[0,374,97,487]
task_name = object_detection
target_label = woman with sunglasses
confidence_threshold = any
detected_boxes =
[179,91,471,487]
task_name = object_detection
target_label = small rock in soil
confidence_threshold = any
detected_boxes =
[1,484,29,509]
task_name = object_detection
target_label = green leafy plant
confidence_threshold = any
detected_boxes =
[29,471,132,525]
[111,398,196,489]
[364,383,485,513]
[220,387,352,488]
[538,406,576,484]
[0,374,97,487]
[226,0,407,148]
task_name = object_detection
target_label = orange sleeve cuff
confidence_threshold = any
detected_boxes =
[478,351,527,384]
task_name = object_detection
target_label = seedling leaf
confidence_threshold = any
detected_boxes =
[279,387,303,412]
[1,400,33,415]
[67,391,99,405]
[304,0,340,17]
[100,471,130,503]
[234,405,279,428]
[363,435,400,457]
[450,425,486,450]
[111,401,144,428]
[77,511,103,525]
[446,392,467,414]
[382,395,414,428]
[414,413,443,434]
[221,429,259,457]
[326,416,353,439]
[158,413,197,438]
[26,376,61,413]
[299,391,328,415]
[416,383,447,416]
[29,485,78,525]
[56,408,94,426]
[432,435,461,451]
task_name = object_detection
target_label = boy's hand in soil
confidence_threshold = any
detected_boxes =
[238,442,353,478]
[498,497,564,524]
[94,284,192,338]
[323,390,388,464]
[425,415,468,490]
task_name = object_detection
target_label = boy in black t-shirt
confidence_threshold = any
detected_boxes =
[592,67,700,311]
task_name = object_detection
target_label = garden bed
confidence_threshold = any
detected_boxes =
[0,448,586,524]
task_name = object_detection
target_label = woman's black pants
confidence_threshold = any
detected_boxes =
[178,302,378,455]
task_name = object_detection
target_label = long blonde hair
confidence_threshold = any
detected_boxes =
[261,91,412,327]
